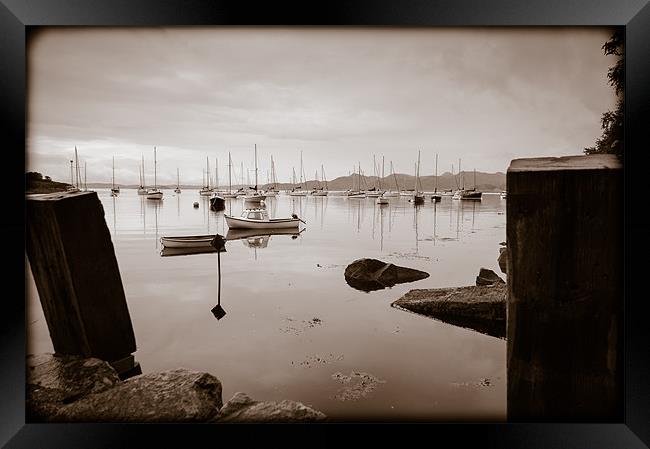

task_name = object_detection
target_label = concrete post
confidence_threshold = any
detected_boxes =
[507,155,622,421]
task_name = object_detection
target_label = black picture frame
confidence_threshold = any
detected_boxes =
[3,0,649,446]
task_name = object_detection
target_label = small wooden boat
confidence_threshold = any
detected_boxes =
[160,234,218,249]
[376,195,389,205]
[225,208,303,230]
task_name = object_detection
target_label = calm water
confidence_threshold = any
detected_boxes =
[27,190,507,421]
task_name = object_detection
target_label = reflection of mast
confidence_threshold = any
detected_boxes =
[154,202,159,249]
[380,204,384,251]
[433,201,437,246]
[112,196,116,236]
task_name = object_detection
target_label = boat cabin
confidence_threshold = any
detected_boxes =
[241,208,270,220]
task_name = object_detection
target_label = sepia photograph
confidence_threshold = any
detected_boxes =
[24,25,624,425]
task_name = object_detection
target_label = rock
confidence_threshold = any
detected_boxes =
[498,247,508,275]
[344,258,429,292]
[476,267,505,286]
[212,392,326,423]
[27,353,121,421]
[392,285,507,339]
[52,368,223,422]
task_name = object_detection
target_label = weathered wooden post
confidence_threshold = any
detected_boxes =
[26,191,141,379]
[507,155,622,421]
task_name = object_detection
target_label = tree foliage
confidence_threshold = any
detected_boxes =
[584,29,624,157]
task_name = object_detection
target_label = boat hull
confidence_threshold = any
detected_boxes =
[160,234,216,248]
[225,215,300,230]
[146,191,163,200]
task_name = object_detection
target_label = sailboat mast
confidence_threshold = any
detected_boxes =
[380,156,384,190]
[254,144,258,190]
[75,147,80,189]
[458,158,463,190]
[142,154,146,188]
[391,161,399,192]
[435,153,438,193]
[154,147,157,190]
[216,157,219,191]
[299,151,304,188]
[177,167,180,188]
[322,165,327,190]
[228,152,232,193]
[84,162,87,191]
[474,168,476,190]
[112,156,115,189]
[206,157,210,190]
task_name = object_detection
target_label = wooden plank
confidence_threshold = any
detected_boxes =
[26,191,136,363]
[506,154,623,421]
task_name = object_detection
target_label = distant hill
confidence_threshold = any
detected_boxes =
[87,171,505,192]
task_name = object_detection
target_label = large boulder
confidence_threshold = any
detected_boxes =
[392,285,507,339]
[27,353,121,421]
[476,268,505,286]
[344,258,429,292]
[212,392,326,423]
[51,368,223,422]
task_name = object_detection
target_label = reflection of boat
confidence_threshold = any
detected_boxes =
[225,208,303,229]
[161,246,219,257]
[226,228,303,241]
[160,234,217,248]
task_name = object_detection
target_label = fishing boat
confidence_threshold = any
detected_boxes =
[146,147,163,200]
[110,156,120,196]
[431,153,441,202]
[138,155,148,195]
[225,208,304,230]
[409,151,424,204]
[174,168,182,194]
[160,234,218,249]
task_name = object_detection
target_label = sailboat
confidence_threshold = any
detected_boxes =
[138,155,148,195]
[382,161,400,197]
[110,156,120,196]
[174,168,182,194]
[376,156,389,205]
[289,151,309,196]
[222,152,239,198]
[311,167,328,196]
[409,150,424,204]
[348,163,366,198]
[460,168,483,200]
[365,156,383,197]
[199,157,213,196]
[146,147,163,200]
[243,144,266,203]
[264,155,279,197]
[431,153,441,202]
[311,165,328,196]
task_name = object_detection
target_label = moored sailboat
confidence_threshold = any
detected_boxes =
[110,156,120,196]
[431,153,441,202]
[138,155,148,195]
[243,144,266,203]
[174,168,182,193]
[146,147,163,200]
[409,151,424,204]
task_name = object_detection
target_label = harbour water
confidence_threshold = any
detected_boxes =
[27,190,507,421]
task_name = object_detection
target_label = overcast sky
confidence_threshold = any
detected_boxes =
[27,27,618,185]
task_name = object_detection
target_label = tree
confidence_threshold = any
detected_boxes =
[584,29,624,157]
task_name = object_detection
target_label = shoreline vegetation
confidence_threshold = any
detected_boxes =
[26,172,73,194]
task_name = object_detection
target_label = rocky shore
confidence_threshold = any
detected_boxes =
[27,353,326,423]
